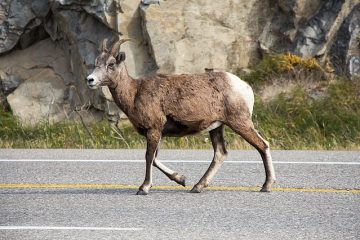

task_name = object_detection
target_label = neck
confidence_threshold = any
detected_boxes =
[108,64,137,115]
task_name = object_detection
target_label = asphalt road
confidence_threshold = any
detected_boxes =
[0,149,359,240]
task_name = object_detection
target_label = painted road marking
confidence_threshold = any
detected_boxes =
[0,226,142,231]
[0,159,360,165]
[0,183,359,194]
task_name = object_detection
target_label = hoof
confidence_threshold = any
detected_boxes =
[136,188,149,195]
[171,173,186,187]
[260,179,276,192]
[176,175,186,187]
[260,187,271,192]
[260,183,273,192]
[190,185,203,193]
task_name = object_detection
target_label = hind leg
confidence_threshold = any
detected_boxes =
[191,125,228,193]
[153,149,186,187]
[227,119,276,192]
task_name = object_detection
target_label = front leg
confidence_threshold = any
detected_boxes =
[137,129,161,195]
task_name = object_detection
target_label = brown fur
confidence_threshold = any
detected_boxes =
[109,66,250,137]
[87,40,276,195]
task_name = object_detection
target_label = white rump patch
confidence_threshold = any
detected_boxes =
[201,121,222,133]
[226,72,254,115]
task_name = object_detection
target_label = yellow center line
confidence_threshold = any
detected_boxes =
[0,183,359,194]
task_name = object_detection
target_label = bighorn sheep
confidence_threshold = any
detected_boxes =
[87,38,276,195]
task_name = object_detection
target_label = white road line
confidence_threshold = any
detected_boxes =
[0,159,359,165]
[0,226,142,231]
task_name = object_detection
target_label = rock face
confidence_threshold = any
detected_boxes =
[260,0,360,73]
[331,4,360,78]
[0,0,359,124]
[142,0,360,76]
[0,0,155,124]
[141,0,274,74]
[1,38,76,124]
[7,68,67,125]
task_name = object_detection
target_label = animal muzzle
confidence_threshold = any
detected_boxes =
[86,75,98,89]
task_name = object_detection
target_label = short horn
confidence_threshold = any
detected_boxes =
[110,38,132,56]
[102,38,108,52]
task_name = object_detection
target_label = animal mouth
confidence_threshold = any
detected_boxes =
[87,82,99,89]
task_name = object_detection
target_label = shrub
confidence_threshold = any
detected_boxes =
[241,53,324,87]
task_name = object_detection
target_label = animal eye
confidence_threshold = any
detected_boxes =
[107,62,115,69]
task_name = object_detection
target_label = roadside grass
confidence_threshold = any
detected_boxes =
[253,79,360,149]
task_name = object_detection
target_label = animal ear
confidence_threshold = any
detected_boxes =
[116,52,126,64]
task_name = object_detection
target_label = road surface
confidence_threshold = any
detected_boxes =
[0,149,359,239]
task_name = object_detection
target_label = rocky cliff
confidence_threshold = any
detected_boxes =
[0,0,359,124]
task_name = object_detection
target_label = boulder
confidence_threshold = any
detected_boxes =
[0,38,73,84]
[141,0,275,74]
[7,68,68,125]
[0,38,71,124]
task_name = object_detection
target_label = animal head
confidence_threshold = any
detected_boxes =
[86,38,131,89]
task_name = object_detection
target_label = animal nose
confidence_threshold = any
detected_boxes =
[87,78,94,84]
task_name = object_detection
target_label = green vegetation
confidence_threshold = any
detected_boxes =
[0,109,246,149]
[253,80,360,149]
[241,53,325,87]
[1,54,359,150]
